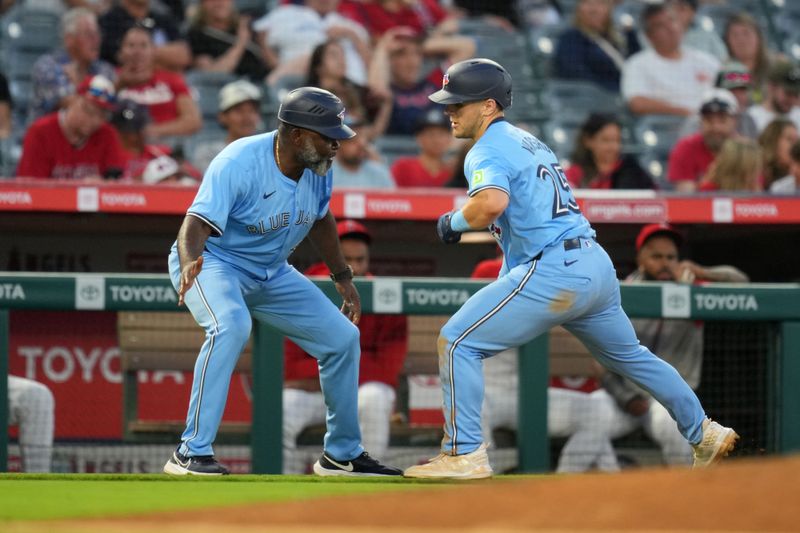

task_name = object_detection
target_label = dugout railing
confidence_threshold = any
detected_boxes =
[1,273,799,473]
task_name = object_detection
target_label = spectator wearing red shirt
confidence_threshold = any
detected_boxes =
[565,113,654,190]
[668,89,739,192]
[339,0,448,38]
[391,108,454,187]
[116,25,202,140]
[17,75,126,180]
[283,220,408,473]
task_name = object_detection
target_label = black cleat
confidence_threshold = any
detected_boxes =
[163,449,230,476]
[313,451,403,477]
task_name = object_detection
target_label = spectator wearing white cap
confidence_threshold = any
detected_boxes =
[668,88,739,192]
[678,62,759,140]
[191,79,263,172]
[17,75,127,180]
[142,155,197,185]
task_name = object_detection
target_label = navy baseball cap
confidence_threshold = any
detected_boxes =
[111,99,151,132]
[278,87,356,140]
[414,108,451,134]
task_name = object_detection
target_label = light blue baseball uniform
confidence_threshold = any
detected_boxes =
[168,131,363,460]
[439,119,705,455]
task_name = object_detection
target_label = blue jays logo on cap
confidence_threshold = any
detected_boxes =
[442,73,449,88]
[337,108,346,125]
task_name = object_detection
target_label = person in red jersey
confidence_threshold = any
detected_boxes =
[116,24,202,140]
[17,75,126,180]
[282,219,408,473]
[391,109,454,188]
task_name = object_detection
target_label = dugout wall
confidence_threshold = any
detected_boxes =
[1,274,799,473]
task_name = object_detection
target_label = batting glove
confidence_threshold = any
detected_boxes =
[436,211,462,244]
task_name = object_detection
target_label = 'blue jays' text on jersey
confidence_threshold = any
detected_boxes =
[181,131,332,280]
[464,119,594,272]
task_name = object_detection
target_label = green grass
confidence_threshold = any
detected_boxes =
[0,475,436,521]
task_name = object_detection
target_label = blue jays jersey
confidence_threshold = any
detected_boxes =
[182,131,332,280]
[464,119,594,272]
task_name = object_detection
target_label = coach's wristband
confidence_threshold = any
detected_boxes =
[330,265,354,283]
[449,210,471,232]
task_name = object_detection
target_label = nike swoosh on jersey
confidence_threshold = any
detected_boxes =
[564,259,578,267]
[263,191,276,199]
[325,455,354,472]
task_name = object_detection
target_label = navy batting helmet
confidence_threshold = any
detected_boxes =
[278,87,356,140]
[429,58,513,109]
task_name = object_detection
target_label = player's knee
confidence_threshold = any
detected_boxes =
[216,309,252,346]
[331,321,360,354]
[21,381,54,414]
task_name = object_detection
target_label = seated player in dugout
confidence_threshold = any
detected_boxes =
[558,223,750,472]
[283,220,408,473]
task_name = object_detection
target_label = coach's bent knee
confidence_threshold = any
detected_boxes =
[328,320,360,356]
[215,309,252,346]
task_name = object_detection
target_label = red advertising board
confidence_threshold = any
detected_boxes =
[8,311,252,440]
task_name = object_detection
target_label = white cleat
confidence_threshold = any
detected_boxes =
[692,419,739,468]
[403,443,493,480]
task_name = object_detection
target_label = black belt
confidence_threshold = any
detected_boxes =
[563,238,582,251]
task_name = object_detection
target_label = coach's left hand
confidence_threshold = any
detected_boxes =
[335,279,361,325]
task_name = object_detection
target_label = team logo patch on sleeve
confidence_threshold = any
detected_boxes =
[471,169,485,186]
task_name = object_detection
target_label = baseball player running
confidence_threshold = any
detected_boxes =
[403,59,738,480]
[163,87,402,476]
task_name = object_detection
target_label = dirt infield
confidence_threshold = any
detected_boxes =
[11,455,800,532]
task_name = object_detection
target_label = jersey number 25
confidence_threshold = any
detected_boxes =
[537,163,581,218]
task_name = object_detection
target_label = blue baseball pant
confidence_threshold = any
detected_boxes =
[439,238,705,455]
[168,251,363,460]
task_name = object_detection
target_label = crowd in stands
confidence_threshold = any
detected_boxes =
[0,0,799,194]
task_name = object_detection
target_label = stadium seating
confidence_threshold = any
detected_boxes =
[633,114,686,155]
[541,79,624,118]
[0,6,61,130]
[373,135,419,166]
[186,71,238,122]
[528,22,568,79]
[613,0,647,32]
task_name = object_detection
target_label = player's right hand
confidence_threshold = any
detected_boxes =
[178,256,204,306]
[436,212,462,244]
